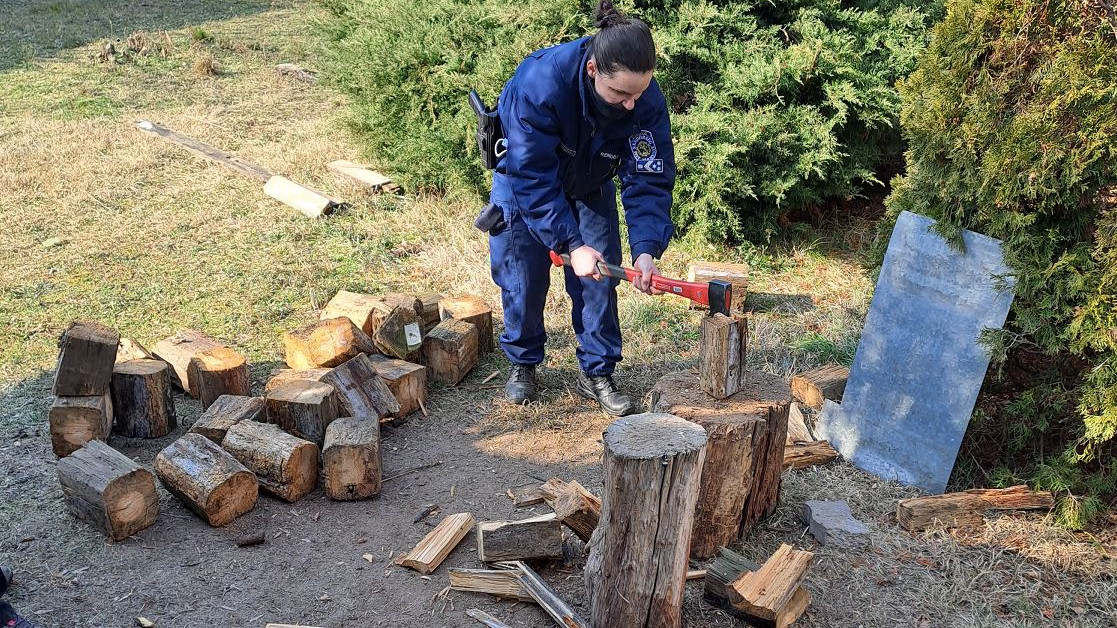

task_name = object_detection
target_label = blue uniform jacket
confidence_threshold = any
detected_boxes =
[489,36,675,261]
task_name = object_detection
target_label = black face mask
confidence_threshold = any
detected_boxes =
[585,71,631,123]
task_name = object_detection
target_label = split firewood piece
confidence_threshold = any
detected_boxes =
[111,359,176,438]
[319,354,399,419]
[787,401,812,444]
[283,318,376,370]
[551,481,601,542]
[115,337,153,363]
[396,512,476,575]
[449,567,532,601]
[222,421,319,502]
[366,354,427,420]
[265,380,339,446]
[371,301,424,360]
[465,608,513,628]
[187,347,250,410]
[320,290,382,335]
[728,544,814,625]
[57,440,159,541]
[687,261,749,311]
[704,547,810,626]
[189,395,266,443]
[699,312,748,399]
[54,321,119,396]
[537,478,570,505]
[155,433,258,526]
[423,319,479,385]
[896,485,1055,531]
[477,514,563,563]
[151,330,224,396]
[321,416,381,500]
[501,561,589,628]
[783,440,838,470]
[264,367,333,394]
[506,482,545,507]
[49,393,113,457]
[439,295,494,356]
[417,292,443,333]
[790,365,848,410]
[326,159,394,191]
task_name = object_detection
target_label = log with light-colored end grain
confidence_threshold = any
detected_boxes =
[320,290,381,335]
[54,321,120,396]
[321,417,381,500]
[189,394,265,443]
[688,261,749,311]
[282,318,376,370]
[449,567,532,601]
[319,354,399,420]
[423,319,478,385]
[265,379,338,446]
[187,346,250,410]
[397,512,476,574]
[154,433,258,526]
[111,359,176,438]
[896,485,1054,531]
[264,368,333,394]
[585,413,707,628]
[366,354,427,420]
[222,420,318,502]
[439,295,494,356]
[551,480,601,542]
[783,440,838,470]
[699,312,748,399]
[115,337,153,363]
[49,393,113,457]
[728,544,814,625]
[477,514,563,563]
[790,365,848,410]
[151,330,223,396]
[57,440,159,541]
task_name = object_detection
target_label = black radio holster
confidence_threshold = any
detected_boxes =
[469,90,505,170]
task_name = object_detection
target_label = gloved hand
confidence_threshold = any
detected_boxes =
[633,253,663,295]
[570,245,605,280]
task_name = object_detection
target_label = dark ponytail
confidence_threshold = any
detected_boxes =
[590,0,656,75]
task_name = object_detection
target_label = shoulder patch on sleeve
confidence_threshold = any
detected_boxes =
[629,129,663,173]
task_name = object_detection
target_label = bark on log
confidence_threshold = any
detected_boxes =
[896,485,1055,531]
[321,417,381,500]
[319,354,399,420]
[790,365,848,410]
[585,413,707,628]
[154,433,258,526]
[49,393,113,457]
[366,354,427,420]
[477,515,563,563]
[189,394,266,443]
[282,318,375,369]
[439,295,494,356]
[188,347,250,410]
[222,421,318,502]
[151,330,223,396]
[111,359,176,438]
[265,379,339,446]
[699,313,748,399]
[54,321,119,396]
[423,319,479,385]
[57,440,159,541]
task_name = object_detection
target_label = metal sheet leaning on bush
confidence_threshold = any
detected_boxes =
[135,120,346,218]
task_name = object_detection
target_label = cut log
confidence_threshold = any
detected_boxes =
[321,417,381,500]
[115,337,153,363]
[507,483,545,507]
[703,547,811,628]
[505,561,589,628]
[187,347,250,410]
[477,515,563,563]
[551,480,601,542]
[783,441,838,470]
[688,261,749,312]
[189,395,265,443]
[265,380,339,446]
[371,302,424,360]
[327,159,393,191]
[56,440,159,541]
[699,312,748,400]
[397,512,476,575]
[585,413,707,628]
[417,292,443,333]
[650,370,791,536]
[222,420,318,502]
[366,354,427,420]
[787,401,812,444]
[423,319,479,385]
[282,318,376,370]
[265,368,332,394]
[449,567,533,602]
[319,354,399,419]
[320,290,381,335]
[896,485,1055,531]
[151,330,224,396]
[49,393,113,457]
[439,295,494,356]
[54,321,119,396]
[728,544,814,625]
[790,365,848,410]
[154,433,258,526]
[263,174,340,219]
[111,359,176,438]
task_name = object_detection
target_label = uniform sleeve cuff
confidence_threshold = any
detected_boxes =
[559,236,585,255]
[631,241,662,261]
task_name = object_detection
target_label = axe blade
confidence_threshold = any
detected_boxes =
[708,280,732,316]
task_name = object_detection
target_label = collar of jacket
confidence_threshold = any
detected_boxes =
[576,40,636,136]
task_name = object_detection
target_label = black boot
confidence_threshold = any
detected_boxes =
[0,565,9,597]
[505,364,538,404]
[0,602,39,628]
[576,372,635,416]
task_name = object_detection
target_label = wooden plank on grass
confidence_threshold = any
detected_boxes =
[136,120,272,181]
[327,160,393,190]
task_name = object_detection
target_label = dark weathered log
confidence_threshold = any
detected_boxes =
[477,515,563,563]
[371,300,424,360]
[699,313,748,399]
[897,485,1055,531]
[321,417,381,500]
[151,330,223,396]
[366,355,427,420]
[397,512,475,575]
[49,393,113,457]
[57,440,159,541]
[222,421,319,502]
[439,295,494,356]
[728,544,814,625]
[585,413,707,628]
[189,394,265,443]
[111,359,176,438]
[551,481,601,542]
[188,347,250,410]
[154,433,258,526]
[319,354,399,419]
[54,321,119,396]
[282,318,376,369]
[423,319,479,385]
[790,365,848,410]
[265,379,339,446]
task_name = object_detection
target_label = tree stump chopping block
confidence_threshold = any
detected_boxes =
[265,380,339,446]
[319,354,399,420]
[57,440,159,541]
[585,413,707,628]
[423,319,478,385]
[53,321,120,397]
[111,359,176,438]
[222,421,319,502]
[49,393,113,457]
[188,346,250,410]
[439,295,494,356]
[155,433,258,526]
[321,417,381,500]
[189,394,265,443]
[650,370,791,542]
